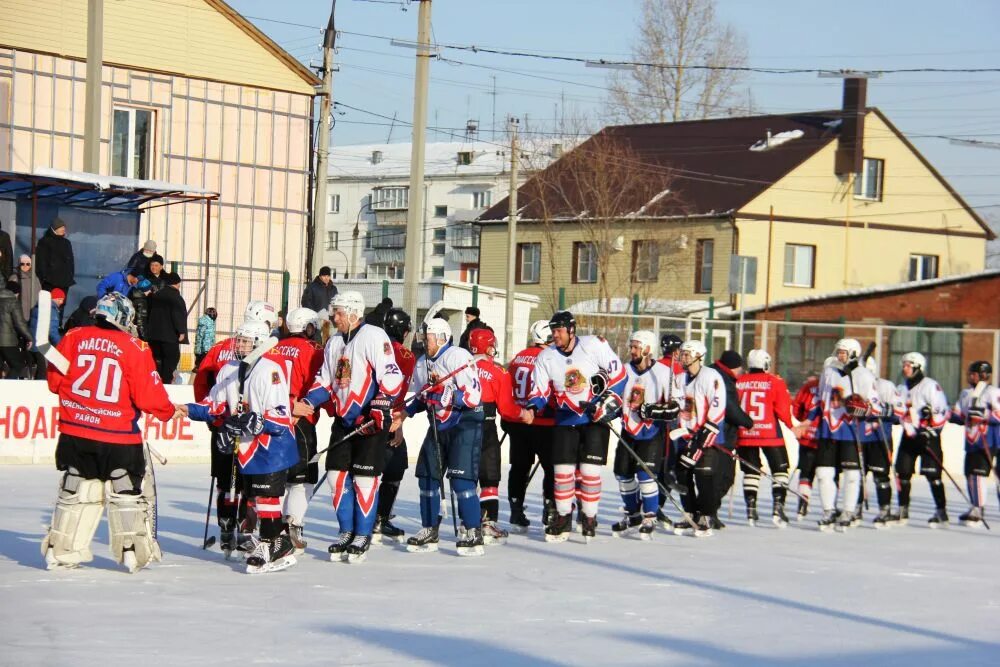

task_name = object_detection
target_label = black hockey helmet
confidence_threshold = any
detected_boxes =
[383,307,412,343]
[548,310,575,333]
[968,360,993,378]
[660,333,683,356]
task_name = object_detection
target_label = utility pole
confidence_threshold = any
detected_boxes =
[503,117,519,361]
[83,0,103,173]
[402,0,432,317]
[310,1,337,280]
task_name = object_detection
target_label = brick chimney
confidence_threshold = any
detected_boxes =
[834,78,867,175]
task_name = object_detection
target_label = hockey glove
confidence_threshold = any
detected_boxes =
[967,406,986,424]
[224,412,265,439]
[590,370,610,397]
[214,431,235,455]
[917,428,936,450]
[844,394,870,419]
[427,384,454,408]
[679,440,704,469]
[591,392,623,424]
[680,421,721,468]
[639,400,681,422]
[919,405,933,423]
[363,395,393,435]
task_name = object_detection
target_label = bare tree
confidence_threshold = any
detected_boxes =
[607,0,750,124]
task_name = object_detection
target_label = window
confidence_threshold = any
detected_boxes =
[433,228,447,241]
[517,242,540,284]
[632,240,659,282]
[368,264,403,279]
[326,231,339,250]
[111,107,153,179]
[449,224,480,248]
[432,242,446,256]
[431,266,445,278]
[364,232,372,250]
[783,243,815,288]
[909,254,939,281]
[460,263,479,283]
[371,230,405,249]
[472,190,492,209]
[328,194,340,213]
[695,239,714,293]
[853,157,884,201]
[573,241,598,284]
[371,187,409,210]
[434,205,448,218]
[457,151,473,166]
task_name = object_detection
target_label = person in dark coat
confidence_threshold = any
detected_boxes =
[64,295,99,333]
[458,306,490,351]
[13,254,39,321]
[145,254,167,291]
[708,350,755,528]
[301,265,337,312]
[0,226,13,282]
[0,284,32,378]
[125,240,158,279]
[146,272,187,383]
[363,297,393,328]
[35,218,75,293]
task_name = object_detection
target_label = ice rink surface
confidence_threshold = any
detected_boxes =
[1,463,998,666]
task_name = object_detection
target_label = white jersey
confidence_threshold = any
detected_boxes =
[951,384,1000,450]
[307,322,404,426]
[679,365,728,444]
[621,361,674,440]
[897,375,949,437]
[863,377,902,443]
[528,334,626,426]
[408,341,481,431]
[817,365,880,440]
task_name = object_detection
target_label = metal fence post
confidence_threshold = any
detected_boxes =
[631,293,639,331]
[382,279,389,300]
[558,287,565,311]
[472,284,479,308]
[281,271,290,313]
[706,296,715,362]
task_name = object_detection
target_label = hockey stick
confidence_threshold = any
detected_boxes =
[710,444,810,503]
[922,445,991,530]
[143,442,159,540]
[202,476,216,549]
[147,443,168,465]
[34,290,69,374]
[608,423,697,529]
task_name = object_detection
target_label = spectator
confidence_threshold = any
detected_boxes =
[271,311,285,339]
[146,254,166,291]
[458,306,489,351]
[0,282,32,379]
[194,307,217,368]
[129,276,153,340]
[96,267,141,297]
[64,295,99,333]
[0,225,13,282]
[146,272,187,382]
[301,265,337,312]
[28,287,63,379]
[35,218,75,294]
[13,254,39,321]
[126,239,158,278]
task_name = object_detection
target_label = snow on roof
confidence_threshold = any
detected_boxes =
[569,297,735,317]
[328,138,574,180]
[34,167,215,195]
[749,129,805,152]
[626,189,672,218]
[743,268,1000,314]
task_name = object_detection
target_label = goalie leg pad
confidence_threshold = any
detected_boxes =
[42,470,105,568]
[107,468,160,573]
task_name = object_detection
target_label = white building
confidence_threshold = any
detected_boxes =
[322,138,568,283]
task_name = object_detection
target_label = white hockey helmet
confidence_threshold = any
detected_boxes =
[629,330,658,357]
[865,356,879,377]
[901,351,926,372]
[244,300,277,327]
[424,318,452,344]
[529,319,553,345]
[329,290,365,319]
[747,348,771,372]
[234,319,271,360]
[680,339,707,363]
[833,338,862,361]
[95,292,136,333]
[285,307,319,334]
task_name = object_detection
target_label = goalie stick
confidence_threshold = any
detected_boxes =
[34,290,69,374]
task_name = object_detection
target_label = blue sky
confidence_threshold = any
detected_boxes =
[229,0,1000,221]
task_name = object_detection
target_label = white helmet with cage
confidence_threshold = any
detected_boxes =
[95,292,136,333]
[901,351,927,372]
[244,300,277,327]
[833,338,862,361]
[329,291,365,320]
[529,319,553,345]
[234,320,271,361]
[629,330,658,358]
[424,318,452,344]
[285,307,319,334]
[747,348,772,372]
[680,339,707,364]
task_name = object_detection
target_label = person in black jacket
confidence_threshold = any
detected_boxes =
[0,284,32,378]
[64,295,99,333]
[0,226,13,283]
[301,265,337,313]
[35,218,75,294]
[125,240,158,279]
[146,272,187,383]
[458,306,490,351]
[708,350,754,528]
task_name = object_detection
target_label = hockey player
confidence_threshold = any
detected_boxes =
[812,339,880,531]
[863,357,904,528]
[505,319,556,531]
[611,330,679,538]
[299,291,404,562]
[671,340,728,537]
[269,307,324,551]
[791,370,820,519]
[181,319,299,573]
[374,307,416,543]
[469,327,532,543]
[41,292,179,573]
[894,352,950,526]
[655,332,685,522]
[527,311,627,542]
[735,349,793,527]
[951,362,1000,527]
[194,299,278,554]
[393,318,485,556]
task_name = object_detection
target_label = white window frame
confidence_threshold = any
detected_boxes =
[783,243,815,288]
[575,241,598,284]
[111,106,154,179]
[472,190,492,209]
[853,157,884,201]
[909,254,939,281]
[371,187,409,210]
[328,194,340,213]
[518,242,540,284]
[326,231,339,250]
[633,240,659,283]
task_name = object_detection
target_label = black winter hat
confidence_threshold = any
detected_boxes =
[718,350,744,370]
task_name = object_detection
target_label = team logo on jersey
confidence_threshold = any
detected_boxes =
[629,385,646,409]
[335,356,352,388]
[384,342,392,356]
[564,368,588,394]
[272,371,281,385]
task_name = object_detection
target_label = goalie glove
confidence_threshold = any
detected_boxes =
[224,412,264,439]
[362,395,393,435]
[590,370,610,397]
[639,400,680,422]
[591,392,622,424]
[844,394,870,418]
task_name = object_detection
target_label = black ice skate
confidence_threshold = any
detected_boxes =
[796,499,809,521]
[508,504,530,534]
[872,506,896,528]
[611,512,642,537]
[835,511,856,532]
[346,534,372,563]
[638,513,657,540]
[817,510,838,532]
[481,520,508,545]
[710,514,725,530]
[746,504,760,527]
[542,498,557,527]
[406,526,440,553]
[672,516,697,536]
[327,531,354,562]
[927,508,949,528]
[959,507,985,528]
[373,516,406,543]
[580,515,598,542]
[456,527,485,557]
[772,506,789,528]
[692,514,714,538]
[895,505,909,525]
[544,513,573,543]
[245,535,296,574]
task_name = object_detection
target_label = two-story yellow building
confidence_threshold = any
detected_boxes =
[476,81,993,316]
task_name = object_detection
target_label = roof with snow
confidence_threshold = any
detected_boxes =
[742,268,1000,314]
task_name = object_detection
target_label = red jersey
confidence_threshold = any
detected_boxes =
[47,326,175,445]
[735,371,793,447]
[194,337,237,402]
[657,356,683,376]
[507,345,553,427]
[391,341,416,409]
[476,356,523,422]
[271,335,324,425]
[792,377,820,449]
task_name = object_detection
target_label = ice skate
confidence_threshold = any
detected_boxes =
[772,506,789,528]
[456,527,485,557]
[346,534,372,563]
[288,523,307,554]
[817,510,837,532]
[373,516,405,544]
[796,499,809,521]
[611,511,642,538]
[959,507,985,528]
[672,516,697,536]
[246,535,296,574]
[927,508,949,528]
[406,526,440,553]
[481,520,508,545]
[508,506,530,534]
[746,505,759,527]
[638,513,657,541]
[692,514,714,538]
[327,531,354,562]
[580,514,598,542]
[656,508,673,531]
[894,506,909,526]
[835,512,855,532]
[872,507,896,529]
[544,513,572,543]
